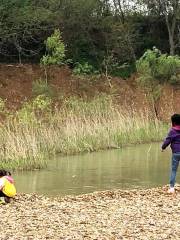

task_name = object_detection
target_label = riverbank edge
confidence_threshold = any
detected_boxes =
[0,185,179,239]
[3,138,166,171]
[6,138,165,171]
[2,119,168,171]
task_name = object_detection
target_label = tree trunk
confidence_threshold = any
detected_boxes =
[161,0,179,55]
[169,35,175,55]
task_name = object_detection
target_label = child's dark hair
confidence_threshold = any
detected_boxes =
[171,114,180,126]
[0,169,11,177]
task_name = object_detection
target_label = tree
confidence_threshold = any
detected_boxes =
[140,0,180,55]
[111,0,137,62]
[0,0,177,68]
[41,29,65,66]
[41,29,65,82]
[160,0,180,55]
[0,0,56,63]
[57,0,105,66]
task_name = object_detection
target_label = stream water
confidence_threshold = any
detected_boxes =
[14,142,178,196]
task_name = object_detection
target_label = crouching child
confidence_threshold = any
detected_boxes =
[0,170,16,203]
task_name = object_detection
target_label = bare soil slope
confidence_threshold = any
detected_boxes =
[0,64,179,120]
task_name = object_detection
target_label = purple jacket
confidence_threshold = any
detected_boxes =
[162,127,180,153]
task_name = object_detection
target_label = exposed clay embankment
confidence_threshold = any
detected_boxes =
[0,64,179,121]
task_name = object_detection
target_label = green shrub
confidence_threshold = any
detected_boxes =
[32,79,55,97]
[111,62,136,79]
[17,95,52,123]
[169,75,180,85]
[102,52,136,79]
[0,98,6,113]
[32,95,52,112]
[73,62,98,75]
[0,98,10,118]
[17,102,36,123]
[137,48,180,84]
[41,29,65,66]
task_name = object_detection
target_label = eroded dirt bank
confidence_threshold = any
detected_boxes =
[0,186,180,239]
[0,64,179,121]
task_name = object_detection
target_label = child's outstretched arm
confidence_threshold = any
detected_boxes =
[161,130,172,150]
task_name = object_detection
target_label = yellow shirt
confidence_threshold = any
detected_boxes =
[0,177,16,197]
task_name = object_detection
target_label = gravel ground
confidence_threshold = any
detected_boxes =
[0,186,180,240]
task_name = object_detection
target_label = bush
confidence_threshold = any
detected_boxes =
[17,95,52,123]
[0,98,6,113]
[41,29,65,66]
[169,75,180,85]
[32,79,55,97]
[73,62,98,75]
[32,95,52,112]
[111,62,136,79]
[102,52,136,79]
[137,48,180,84]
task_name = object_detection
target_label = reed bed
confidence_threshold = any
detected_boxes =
[0,95,168,170]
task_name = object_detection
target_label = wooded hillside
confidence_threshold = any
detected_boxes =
[0,0,179,72]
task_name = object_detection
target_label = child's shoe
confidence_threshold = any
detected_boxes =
[167,187,175,194]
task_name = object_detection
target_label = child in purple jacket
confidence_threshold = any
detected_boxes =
[162,114,180,194]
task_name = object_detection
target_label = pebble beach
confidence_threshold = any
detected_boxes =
[1,186,180,240]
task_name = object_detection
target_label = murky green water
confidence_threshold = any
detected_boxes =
[14,143,177,196]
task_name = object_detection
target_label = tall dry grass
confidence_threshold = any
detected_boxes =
[0,95,168,170]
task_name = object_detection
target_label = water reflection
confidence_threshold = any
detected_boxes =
[14,143,176,196]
